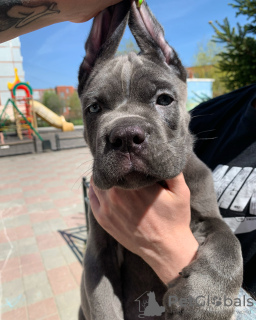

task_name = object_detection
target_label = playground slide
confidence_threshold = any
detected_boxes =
[32,101,74,132]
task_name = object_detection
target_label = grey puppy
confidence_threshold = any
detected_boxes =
[78,1,243,319]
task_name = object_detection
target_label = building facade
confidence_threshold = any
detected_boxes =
[0,37,25,106]
[55,86,75,100]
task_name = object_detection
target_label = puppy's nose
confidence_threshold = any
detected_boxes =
[109,125,146,150]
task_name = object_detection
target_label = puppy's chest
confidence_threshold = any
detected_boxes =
[118,246,166,319]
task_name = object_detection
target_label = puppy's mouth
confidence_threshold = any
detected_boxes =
[116,152,147,172]
[117,171,156,189]
[94,151,160,189]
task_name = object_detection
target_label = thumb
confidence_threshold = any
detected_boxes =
[165,173,189,196]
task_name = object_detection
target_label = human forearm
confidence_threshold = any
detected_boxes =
[141,227,198,285]
[0,0,122,43]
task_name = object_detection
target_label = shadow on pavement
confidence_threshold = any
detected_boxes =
[59,226,87,264]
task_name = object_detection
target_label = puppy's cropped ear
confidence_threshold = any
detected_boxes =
[129,1,186,82]
[78,1,130,95]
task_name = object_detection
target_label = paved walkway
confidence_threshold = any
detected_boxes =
[0,148,93,320]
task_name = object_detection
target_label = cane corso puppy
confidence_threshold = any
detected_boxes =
[77,1,243,319]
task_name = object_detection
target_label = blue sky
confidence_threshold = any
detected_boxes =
[20,0,248,89]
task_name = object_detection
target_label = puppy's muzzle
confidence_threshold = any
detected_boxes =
[108,125,147,153]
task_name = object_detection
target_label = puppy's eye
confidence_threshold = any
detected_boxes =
[88,103,101,114]
[156,94,173,106]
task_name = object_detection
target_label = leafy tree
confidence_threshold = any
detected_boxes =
[116,38,139,56]
[210,0,256,90]
[67,91,82,120]
[192,40,228,97]
[193,40,221,67]
[42,90,64,115]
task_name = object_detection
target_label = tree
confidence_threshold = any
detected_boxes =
[192,40,228,97]
[116,38,139,56]
[67,91,82,120]
[42,90,64,115]
[193,40,221,67]
[210,0,256,90]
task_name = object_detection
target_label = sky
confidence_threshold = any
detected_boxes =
[19,0,248,89]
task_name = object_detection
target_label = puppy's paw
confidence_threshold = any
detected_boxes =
[163,263,236,320]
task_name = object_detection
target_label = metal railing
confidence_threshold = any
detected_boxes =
[82,177,90,233]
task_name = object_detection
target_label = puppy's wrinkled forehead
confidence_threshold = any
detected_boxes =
[83,52,185,107]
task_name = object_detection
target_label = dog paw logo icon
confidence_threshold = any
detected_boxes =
[211,296,222,307]
[135,291,165,318]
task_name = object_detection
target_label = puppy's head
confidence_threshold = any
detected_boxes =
[78,1,193,190]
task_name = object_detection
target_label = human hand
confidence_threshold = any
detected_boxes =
[0,0,124,43]
[59,0,124,23]
[89,173,199,285]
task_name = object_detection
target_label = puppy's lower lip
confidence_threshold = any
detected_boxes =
[118,155,146,173]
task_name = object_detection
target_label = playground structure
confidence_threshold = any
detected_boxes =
[0,69,74,145]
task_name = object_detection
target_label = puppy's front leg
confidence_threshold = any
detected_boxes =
[79,209,124,320]
[163,156,243,320]
[163,217,242,320]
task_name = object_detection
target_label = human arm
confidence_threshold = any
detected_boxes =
[0,0,123,43]
[89,173,199,285]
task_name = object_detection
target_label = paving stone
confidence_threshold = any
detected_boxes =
[22,189,46,198]
[1,278,26,313]
[48,218,68,232]
[25,284,53,306]
[23,271,53,305]
[0,256,20,270]
[0,205,28,219]
[58,203,84,217]
[42,181,65,189]
[0,149,89,320]
[55,289,80,316]
[23,271,49,290]
[36,232,65,251]
[17,237,39,256]
[27,297,58,320]
[19,180,43,187]
[27,201,54,213]
[59,246,78,265]
[41,247,67,271]
[29,209,60,224]
[0,240,19,260]
[1,265,22,283]
[58,306,80,320]
[47,266,77,295]
[2,214,31,229]
[20,252,45,276]
[32,221,52,236]
[0,199,26,209]
[1,306,28,320]
[49,191,76,201]
[69,261,83,286]
[0,188,23,195]
[15,225,34,240]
